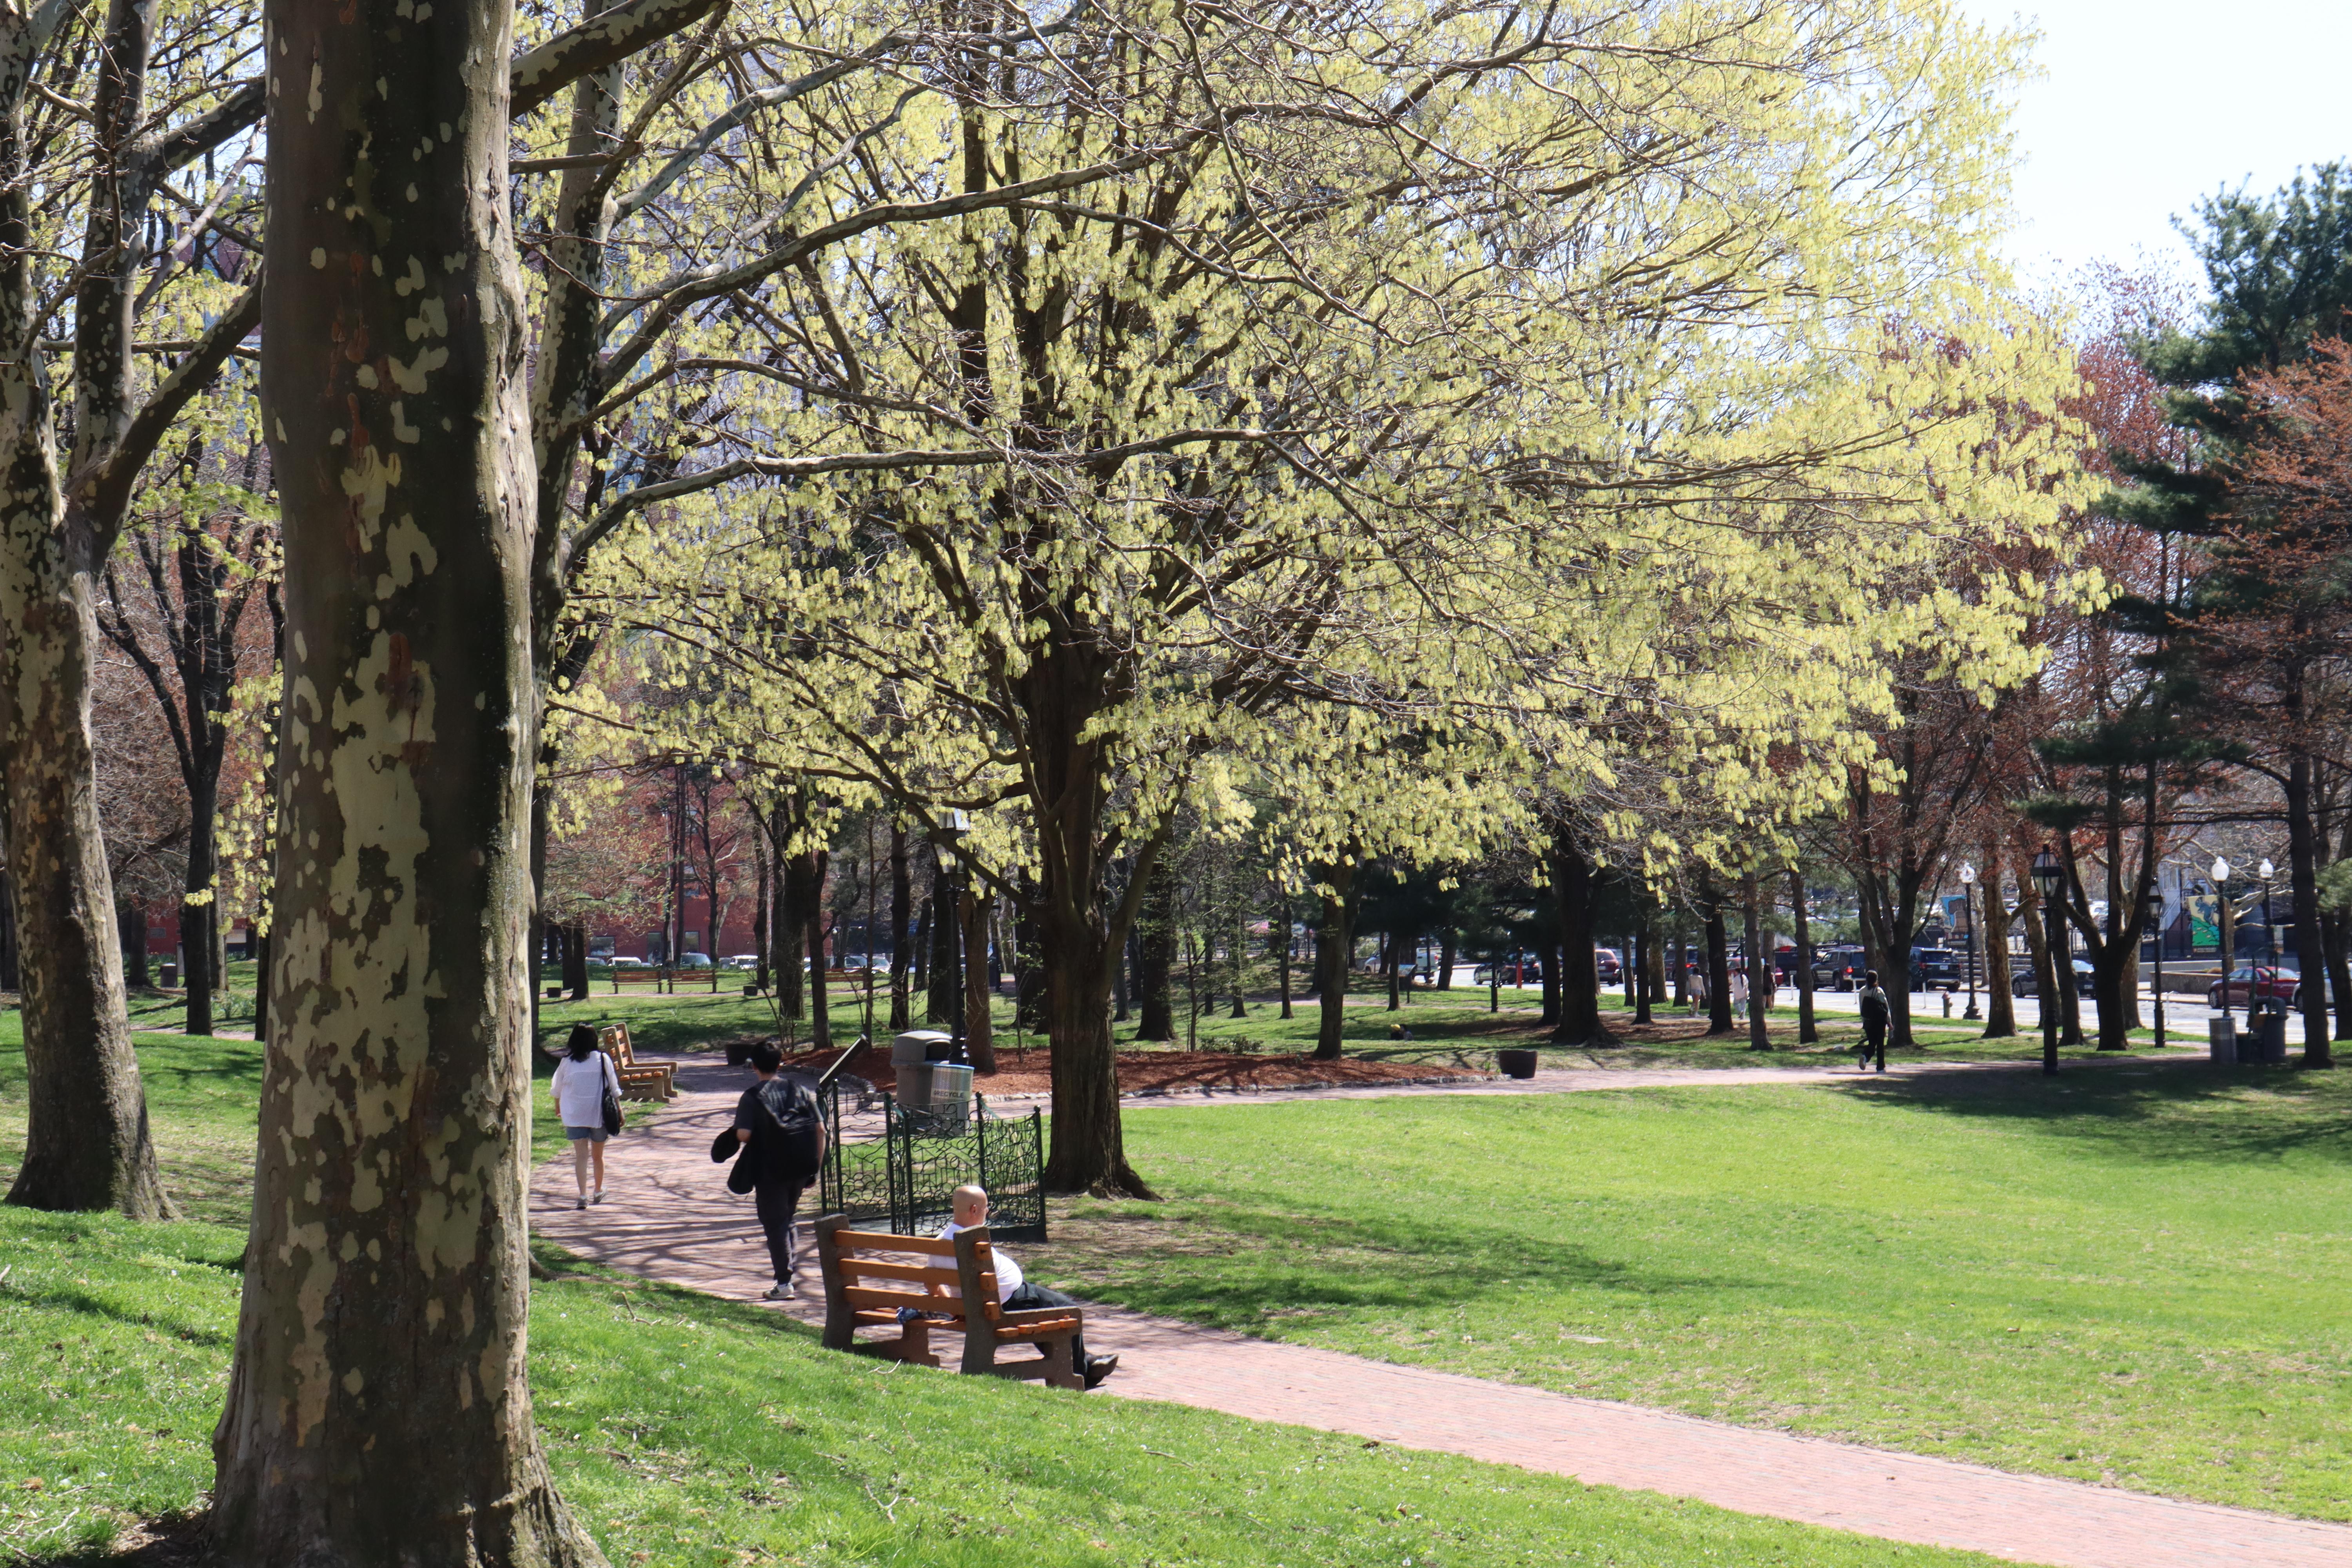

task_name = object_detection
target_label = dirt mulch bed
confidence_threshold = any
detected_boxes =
[730,1040,1488,1099]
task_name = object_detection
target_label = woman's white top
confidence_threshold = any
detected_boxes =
[552,1051,620,1128]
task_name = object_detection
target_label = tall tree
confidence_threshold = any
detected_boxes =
[96,443,276,1037]
[0,0,260,1216]
[209,0,703,1555]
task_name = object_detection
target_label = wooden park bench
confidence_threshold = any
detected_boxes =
[597,1022,677,1102]
[813,1215,1084,1390]
[609,966,673,993]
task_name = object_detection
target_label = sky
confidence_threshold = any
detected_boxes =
[1953,0,2352,294]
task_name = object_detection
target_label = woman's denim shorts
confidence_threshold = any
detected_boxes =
[564,1125,608,1143]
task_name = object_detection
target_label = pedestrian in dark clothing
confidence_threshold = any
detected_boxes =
[734,1041,827,1301]
[1857,970,1891,1073]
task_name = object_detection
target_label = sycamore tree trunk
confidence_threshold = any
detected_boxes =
[1311,858,1356,1060]
[0,3,168,1218]
[209,0,600,1557]
[0,863,19,992]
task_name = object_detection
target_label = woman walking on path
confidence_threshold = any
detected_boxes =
[552,1025,622,1209]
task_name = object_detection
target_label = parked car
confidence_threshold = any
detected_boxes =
[610,955,649,969]
[675,952,715,969]
[722,954,760,970]
[1473,960,1542,985]
[2011,958,2094,998]
[1812,946,1867,990]
[2208,965,2303,1010]
[1595,947,1623,984]
[1909,946,1962,990]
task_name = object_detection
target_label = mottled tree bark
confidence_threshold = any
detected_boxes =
[0,0,172,1218]
[208,0,601,1556]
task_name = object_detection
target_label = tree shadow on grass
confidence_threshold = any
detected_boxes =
[14,1511,207,1568]
[1834,1058,2352,1166]
[1033,1202,1761,1331]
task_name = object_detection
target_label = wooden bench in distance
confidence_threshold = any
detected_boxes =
[610,966,673,993]
[598,1022,677,1102]
[813,1216,1083,1390]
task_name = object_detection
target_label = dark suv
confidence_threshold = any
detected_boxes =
[1909,947,1961,990]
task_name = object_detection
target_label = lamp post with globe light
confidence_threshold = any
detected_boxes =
[1958,862,1980,1021]
[2031,848,2063,1074]
[2145,883,2166,1052]
[2212,856,2233,1029]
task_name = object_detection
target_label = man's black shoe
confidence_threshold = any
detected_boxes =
[1083,1354,1120,1390]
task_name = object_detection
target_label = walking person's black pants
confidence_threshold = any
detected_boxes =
[753,1179,804,1286]
[1005,1280,1089,1370]
[1862,1027,1887,1071]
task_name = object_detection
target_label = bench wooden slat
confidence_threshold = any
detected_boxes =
[829,1229,961,1257]
[838,1258,962,1286]
[840,1284,987,1317]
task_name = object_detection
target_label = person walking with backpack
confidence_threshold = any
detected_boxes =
[1857,970,1891,1073]
[733,1041,828,1300]
[550,1024,623,1209]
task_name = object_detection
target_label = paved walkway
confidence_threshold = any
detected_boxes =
[530,1058,2352,1568]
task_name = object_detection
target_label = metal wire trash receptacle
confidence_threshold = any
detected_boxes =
[818,1083,1047,1243]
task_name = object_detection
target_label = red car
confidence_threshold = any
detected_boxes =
[2207,965,2303,1009]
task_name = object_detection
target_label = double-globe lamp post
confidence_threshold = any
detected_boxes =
[2031,848,2063,1075]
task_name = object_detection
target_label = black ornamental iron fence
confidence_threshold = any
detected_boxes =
[815,1058,1047,1243]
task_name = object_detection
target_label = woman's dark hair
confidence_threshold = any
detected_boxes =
[565,1024,598,1062]
[1865,969,1880,986]
[749,1041,783,1073]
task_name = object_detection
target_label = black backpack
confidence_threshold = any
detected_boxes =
[751,1075,825,1185]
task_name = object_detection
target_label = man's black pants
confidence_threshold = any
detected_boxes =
[753,1179,804,1285]
[1861,1026,1887,1071]
[1005,1281,1090,1372]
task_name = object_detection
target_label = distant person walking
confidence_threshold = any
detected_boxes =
[1857,970,1891,1073]
[735,1042,827,1301]
[1728,963,1749,1022]
[551,1024,622,1209]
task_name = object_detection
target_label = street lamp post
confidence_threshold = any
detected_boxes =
[2031,848,2063,1075]
[2257,857,2276,1032]
[2212,857,2233,1036]
[1958,862,1980,1021]
[2145,884,2166,1052]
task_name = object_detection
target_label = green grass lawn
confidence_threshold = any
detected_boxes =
[1028,1067,2352,1522]
[0,1031,2018,1568]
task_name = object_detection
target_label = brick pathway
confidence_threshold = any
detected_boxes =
[530,1057,2352,1568]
